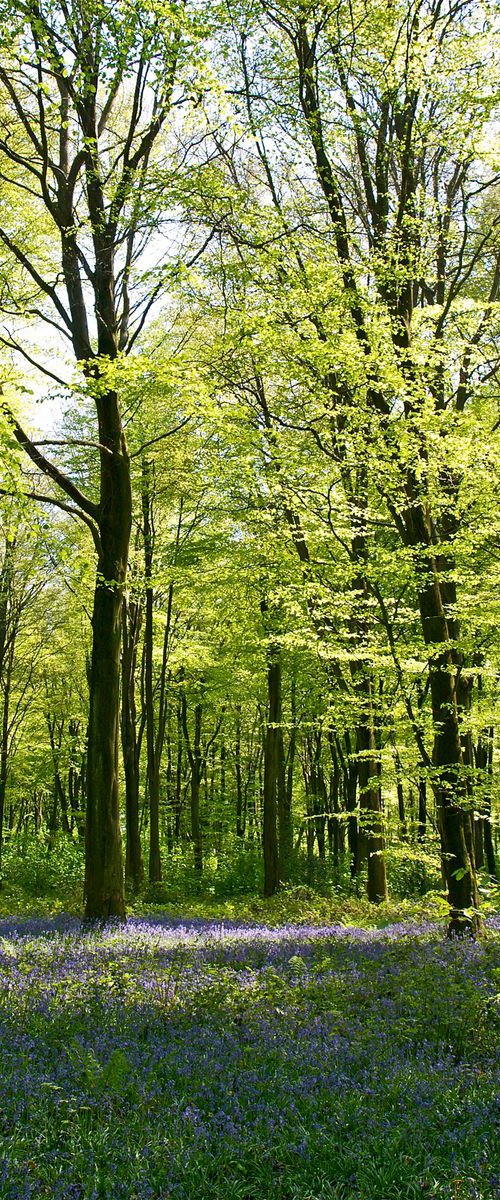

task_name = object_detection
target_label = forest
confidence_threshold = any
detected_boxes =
[0,0,499,1197]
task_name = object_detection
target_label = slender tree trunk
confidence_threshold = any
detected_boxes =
[304,732,327,864]
[46,715,71,838]
[393,749,408,841]
[336,732,359,876]
[349,501,388,903]
[0,540,15,875]
[478,725,497,879]
[121,600,144,890]
[141,458,162,884]
[191,703,203,874]
[417,777,427,842]
[355,682,388,902]
[282,675,296,876]
[235,705,245,838]
[327,731,343,864]
[0,653,12,874]
[181,692,204,874]
[276,725,290,880]
[220,737,226,809]
[263,656,280,897]
[175,695,183,841]
[165,710,174,852]
[68,720,86,842]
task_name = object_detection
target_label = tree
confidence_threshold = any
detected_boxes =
[0,0,190,916]
[186,0,500,930]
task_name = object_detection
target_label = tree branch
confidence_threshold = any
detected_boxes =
[1,399,99,520]
[0,487,102,557]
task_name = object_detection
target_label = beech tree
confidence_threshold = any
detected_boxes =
[182,0,500,931]
[0,0,499,931]
[0,0,193,916]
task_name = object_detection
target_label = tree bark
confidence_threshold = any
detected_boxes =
[355,677,388,902]
[235,705,245,838]
[262,657,281,897]
[0,649,12,874]
[141,457,162,883]
[84,393,131,919]
[181,692,204,874]
[121,599,144,890]
[476,724,497,880]
[68,719,86,842]
[0,541,15,874]
[414,552,479,934]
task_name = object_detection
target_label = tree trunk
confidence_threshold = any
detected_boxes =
[191,703,203,874]
[220,737,226,810]
[46,715,71,838]
[0,651,12,874]
[349,503,388,903]
[263,657,280,897]
[417,777,427,842]
[181,692,204,874]
[121,600,144,890]
[336,731,359,877]
[282,675,296,877]
[327,732,343,864]
[416,565,479,934]
[355,681,388,903]
[141,458,162,884]
[479,726,497,880]
[0,539,15,875]
[68,720,86,842]
[393,749,408,841]
[175,695,184,841]
[235,705,245,838]
[84,392,131,920]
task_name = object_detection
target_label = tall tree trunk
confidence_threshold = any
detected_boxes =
[46,714,71,838]
[175,695,184,842]
[235,705,245,838]
[220,737,226,809]
[417,777,427,843]
[191,703,203,874]
[477,724,497,880]
[335,732,359,876]
[349,498,388,904]
[414,555,479,934]
[0,538,15,875]
[304,731,327,865]
[263,656,281,897]
[393,749,408,840]
[121,599,144,890]
[68,720,86,842]
[84,390,131,920]
[327,731,344,864]
[282,675,296,877]
[165,709,174,852]
[0,650,12,874]
[142,457,162,883]
[181,692,204,874]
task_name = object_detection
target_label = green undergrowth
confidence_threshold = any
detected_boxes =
[131,886,450,929]
[0,833,498,930]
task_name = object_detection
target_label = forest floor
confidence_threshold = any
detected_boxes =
[0,909,499,1200]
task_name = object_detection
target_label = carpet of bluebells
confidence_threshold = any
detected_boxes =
[0,914,499,1200]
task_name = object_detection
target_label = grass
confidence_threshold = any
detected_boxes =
[0,909,499,1200]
